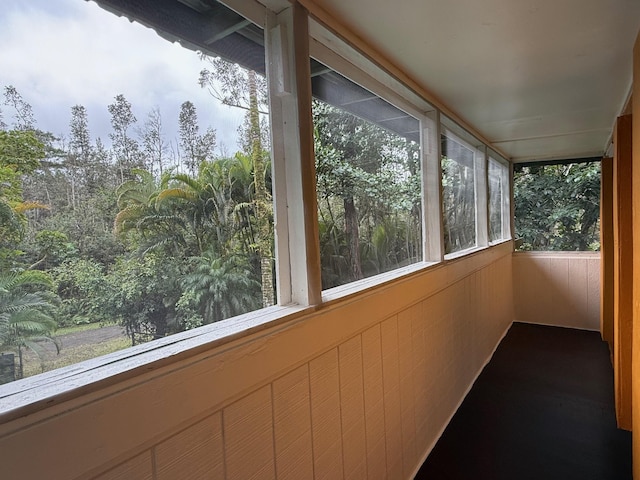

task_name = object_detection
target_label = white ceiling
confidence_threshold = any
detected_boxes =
[310,0,640,162]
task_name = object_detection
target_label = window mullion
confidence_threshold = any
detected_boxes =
[476,145,489,247]
[266,4,322,306]
[423,110,444,262]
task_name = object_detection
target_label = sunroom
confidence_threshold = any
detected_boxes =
[1,0,639,479]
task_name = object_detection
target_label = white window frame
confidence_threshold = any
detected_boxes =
[487,154,512,243]
[307,22,443,299]
[441,125,486,258]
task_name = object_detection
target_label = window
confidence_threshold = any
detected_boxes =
[0,0,513,390]
[514,160,600,251]
[441,132,478,254]
[488,156,510,242]
[310,63,423,289]
[0,0,275,381]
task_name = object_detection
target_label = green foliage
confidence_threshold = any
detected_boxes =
[52,258,112,327]
[179,251,261,325]
[0,269,59,378]
[104,254,183,342]
[313,100,422,288]
[442,155,476,253]
[30,230,76,269]
[112,155,270,335]
[0,84,275,380]
[0,129,47,261]
[514,162,600,251]
[0,130,44,175]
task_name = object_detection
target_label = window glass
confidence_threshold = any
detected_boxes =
[0,0,273,383]
[441,133,477,253]
[514,161,600,251]
[488,157,506,241]
[311,64,422,289]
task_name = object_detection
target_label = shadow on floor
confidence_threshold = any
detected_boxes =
[415,322,632,480]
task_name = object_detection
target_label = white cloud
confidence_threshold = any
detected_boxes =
[0,0,245,152]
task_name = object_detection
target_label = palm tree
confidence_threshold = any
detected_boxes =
[181,251,261,324]
[114,169,188,254]
[158,160,235,256]
[0,270,59,379]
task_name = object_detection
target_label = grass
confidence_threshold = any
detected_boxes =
[22,335,131,379]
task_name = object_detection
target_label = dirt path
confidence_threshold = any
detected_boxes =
[21,325,130,378]
[33,325,127,356]
[58,325,126,350]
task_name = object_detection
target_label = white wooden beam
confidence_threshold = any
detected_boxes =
[423,110,443,262]
[266,4,322,306]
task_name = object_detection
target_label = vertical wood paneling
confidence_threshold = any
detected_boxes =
[419,296,448,444]
[338,336,367,479]
[600,156,615,344]
[587,258,601,329]
[273,365,314,480]
[568,257,589,320]
[513,253,600,330]
[631,29,640,479]
[459,276,476,392]
[546,256,569,325]
[380,316,404,480]
[613,114,633,431]
[410,301,430,454]
[397,307,417,477]
[309,349,344,480]
[224,386,275,480]
[93,452,153,480]
[155,413,224,480]
[361,325,387,480]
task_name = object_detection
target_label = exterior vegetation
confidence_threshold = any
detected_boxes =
[514,161,601,251]
[313,100,422,289]
[0,62,276,378]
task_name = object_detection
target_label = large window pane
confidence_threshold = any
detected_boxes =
[514,161,600,250]
[0,0,274,382]
[442,133,477,253]
[311,66,422,289]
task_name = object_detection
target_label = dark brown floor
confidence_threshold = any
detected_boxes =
[415,322,632,480]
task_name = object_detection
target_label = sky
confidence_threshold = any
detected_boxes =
[0,0,245,155]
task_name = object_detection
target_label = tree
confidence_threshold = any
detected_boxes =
[0,270,59,379]
[66,105,93,209]
[198,57,269,115]
[199,57,274,307]
[0,129,47,266]
[514,162,601,251]
[441,153,477,253]
[313,100,421,287]
[178,101,216,175]
[108,94,142,184]
[3,85,35,131]
[179,251,261,324]
[103,254,182,343]
[140,107,170,178]
[114,169,185,255]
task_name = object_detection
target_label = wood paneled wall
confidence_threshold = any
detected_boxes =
[601,157,614,344]
[614,115,634,431]
[632,27,640,480]
[0,244,513,480]
[512,252,600,331]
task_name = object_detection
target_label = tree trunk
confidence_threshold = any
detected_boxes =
[344,195,363,281]
[248,70,274,307]
[17,346,23,380]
